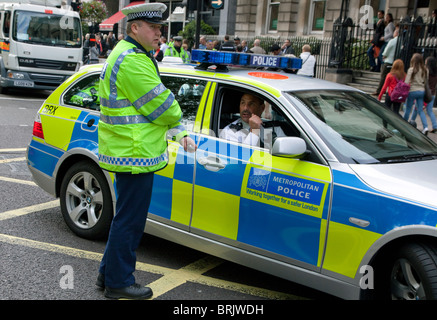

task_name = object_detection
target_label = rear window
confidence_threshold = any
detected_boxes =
[63,73,100,111]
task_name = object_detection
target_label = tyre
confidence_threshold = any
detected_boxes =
[389,242,437,300]
[60,161,113,240]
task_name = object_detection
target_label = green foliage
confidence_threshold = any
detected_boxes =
[79,0,108,34]
[178,20,216,48]
[290,37,322,55]
[344,39,370,70]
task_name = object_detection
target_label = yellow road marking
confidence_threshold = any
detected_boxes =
[147,255,223,299]
[0,148,26,153]
[0,175,303,300]
[0,232,301,300]
[0,175,36,186]
[0,200,59,221]
[0,233,172,274]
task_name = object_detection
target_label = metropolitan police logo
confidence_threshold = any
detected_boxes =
[247,168,269,192]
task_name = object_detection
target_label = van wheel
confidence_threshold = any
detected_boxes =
[60,161,113,240]
[389,242,437,300]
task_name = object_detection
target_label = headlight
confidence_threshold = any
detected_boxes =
[7,71,25,79]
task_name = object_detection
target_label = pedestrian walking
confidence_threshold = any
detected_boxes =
[410,56,437,133]
[404,53,429,135]
[378,59,406,115]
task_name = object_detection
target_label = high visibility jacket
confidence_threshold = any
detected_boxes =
[164,46,190,63]
[98,39,187,174]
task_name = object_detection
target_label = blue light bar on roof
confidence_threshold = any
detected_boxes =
[191,49,302,70]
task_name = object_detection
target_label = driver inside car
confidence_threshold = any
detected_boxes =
[219,93,285,147]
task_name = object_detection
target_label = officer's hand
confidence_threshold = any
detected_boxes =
[180,136,197,153]
[248,115,263,135]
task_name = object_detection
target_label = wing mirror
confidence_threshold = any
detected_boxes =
[272,137,307,158]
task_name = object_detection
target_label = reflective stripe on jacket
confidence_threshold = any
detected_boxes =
[98,39,187,174]
[164,46,190,63]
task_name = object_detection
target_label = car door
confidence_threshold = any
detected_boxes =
[147,75,212,231]
[190,84,332,270]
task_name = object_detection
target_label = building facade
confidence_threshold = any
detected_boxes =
[234,0,437,38]
[112,1,437,39]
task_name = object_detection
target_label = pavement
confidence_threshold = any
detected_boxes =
[399,106,437,143]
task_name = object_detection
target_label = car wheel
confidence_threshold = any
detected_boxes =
[60,161,113,240]
[389,242,437,300]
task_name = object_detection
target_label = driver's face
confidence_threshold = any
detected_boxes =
[239,94,265,123]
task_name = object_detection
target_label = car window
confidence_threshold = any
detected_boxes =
[63,73,100,111]
[289,90,437,164]
[215,87,301,150]
[161,75,207,131]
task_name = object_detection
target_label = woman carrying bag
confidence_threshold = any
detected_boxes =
[404,53,429,135]
[378,59,406,115]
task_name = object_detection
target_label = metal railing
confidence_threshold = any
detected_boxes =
[328,17,374,70]
[396,16,437,70]
[328,15,437,72]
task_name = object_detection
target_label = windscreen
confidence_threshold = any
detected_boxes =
[287,90,437,164]
[13,10,81,47]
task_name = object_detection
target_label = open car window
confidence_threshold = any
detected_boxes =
[213,88,300,137]
[215,87,300,147]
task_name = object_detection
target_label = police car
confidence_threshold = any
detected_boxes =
[26,50,437,300]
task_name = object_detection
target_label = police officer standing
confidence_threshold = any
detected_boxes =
[96,2,196,299]
[164,35,190,63]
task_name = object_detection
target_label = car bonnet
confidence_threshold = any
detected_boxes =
[349,160,437,208]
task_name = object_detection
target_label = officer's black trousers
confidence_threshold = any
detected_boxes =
[99,171,154,288]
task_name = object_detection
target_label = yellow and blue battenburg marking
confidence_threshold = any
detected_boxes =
[149,137,198,226]
[324,169,437,278]
[28,101,100,177]
[28,138,64,176]
[149,130,332,267]
[238,149,331,267]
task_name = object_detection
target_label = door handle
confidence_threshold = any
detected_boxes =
[197,156,226,172]
[87,118,95,127]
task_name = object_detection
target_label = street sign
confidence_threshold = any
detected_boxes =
[211,0,224,10]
